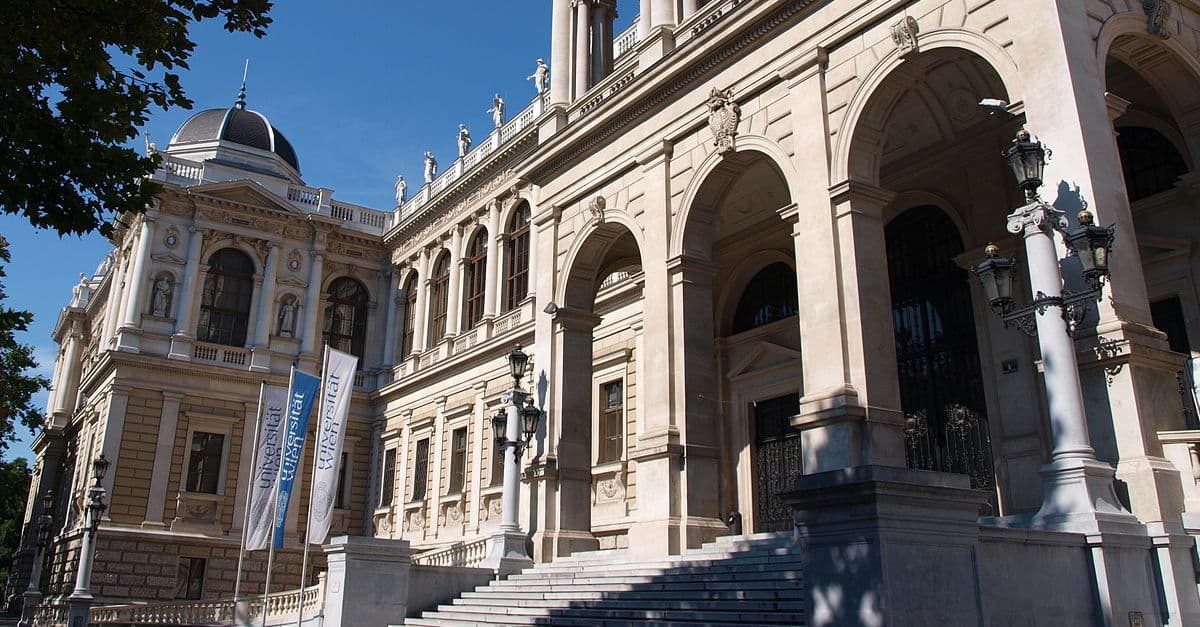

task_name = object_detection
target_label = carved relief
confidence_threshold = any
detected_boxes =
[287,249,303,273]
[707,87,741,154]
[594,474,626,503]
[407,509,425,531]
[890,16,920,57]
[1143,0,1172,39]
[588,196,606,224]
[163,226,181,249]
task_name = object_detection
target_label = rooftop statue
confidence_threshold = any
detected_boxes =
[394,175,407,205]
[528,59,549,94]
[423,152,438,184]
[488,94,505,128]
[458,124,472,158]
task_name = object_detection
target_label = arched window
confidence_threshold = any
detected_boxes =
[401,273,418,359]
[732,263,798,334]
[323,278,369,360]
[1117,126,1189,202]
[197,248,255,346]
[503,202,531,311]
[428,253,451,342]
[462,230,488,329]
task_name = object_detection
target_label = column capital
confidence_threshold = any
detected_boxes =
[829,180,896,217]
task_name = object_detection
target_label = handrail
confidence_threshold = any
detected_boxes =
[413,536,491,568]
[90,579,325,625]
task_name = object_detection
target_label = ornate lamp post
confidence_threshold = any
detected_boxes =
[973,129,1128,529]
[66,455,109,627]
[19,492,55,627]
[482,344,543,573]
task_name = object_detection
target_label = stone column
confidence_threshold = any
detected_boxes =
[573,0,592,99]
[414,249,431,352]
[382,267,401,366]
[590,1,613,84]
[483,204,500,319]
[250,242,278,372]
[50,325,83,424]
[98,387,131,503]
[232,399,257,532]
[116,217,155,352]
[638,0,652,38]
[101,252,129,348]
[300,250,326,356]
[650,0,674,28]
[527,202,560,561]
[550,0,573,106]
[680,0,698,19]
[169,227,206,360]
[446,228,464,338]
[142,391,183,527]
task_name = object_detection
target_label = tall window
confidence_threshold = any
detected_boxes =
[411,438,430,501]
[462,231,488,329]
[503,203,531,311]
[185,432,224,494]
[401,273,418,359]
[335,451,350,510]
[175,557,206,600]
[599,381,624,463]
[448,427,468,493]
[323,278,369,360]
[1116,126,1189,202]
[197,248,255,346]
[380,448,396,507]
[428,254,450,342]
[732,263,798,334]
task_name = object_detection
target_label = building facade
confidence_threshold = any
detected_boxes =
[8,0,1200,620]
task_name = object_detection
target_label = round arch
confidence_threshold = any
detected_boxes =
[499,196,534,234]
[714,249,796,337]
[671,135,800,259]
[832,30,1021,186]
[202,239,263,276]
[884,190,973,246]
[557,212,646,310]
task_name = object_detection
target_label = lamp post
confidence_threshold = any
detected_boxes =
[973,129,1130,530]
[482,344,543,573]
[66,455,109,627]
[19,492,55,627]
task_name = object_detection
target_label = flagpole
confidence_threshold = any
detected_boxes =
[234,380,267,625]
[295,346,329,627]
[262,366,296,627]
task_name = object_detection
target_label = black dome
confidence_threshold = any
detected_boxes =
[171,106,300,173]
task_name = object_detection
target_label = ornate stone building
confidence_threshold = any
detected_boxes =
[9,0,1200,623]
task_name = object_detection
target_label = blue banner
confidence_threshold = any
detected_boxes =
[273,370,320,548]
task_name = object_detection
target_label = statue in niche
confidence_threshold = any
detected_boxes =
[277,297,297,338]
[488,94,505,128]
[457,124,472,157]
[423,152,438,184]
[150,276,172,317]
[527,59,549,94]
[394,175,407,205]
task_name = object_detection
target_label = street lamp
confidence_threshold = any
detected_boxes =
[973,127,1127,527]
[67,455,109,627]
[482,344,544,573]
[19,492,55,627]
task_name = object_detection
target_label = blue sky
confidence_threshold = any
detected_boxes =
[2,2,637,462]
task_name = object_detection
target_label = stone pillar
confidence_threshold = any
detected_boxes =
[169,226,206,360]
[321,536,414,627]
[638,0,652,39]
[680,0,698,20]
[573,0,592,99]
[382,267,401,365]
[232,399,257,532]
[590,1,614,84]
[115,217,155,352]
[98,387,130,503]
[650,0,675,28]
[414,248,431,352]
[527,202,560,561]
[142,391,183,528]
[427,399,447,532]
[483,204,500,319]
[300,250,326,356]
[250,242,278,372]
[50,326,83,423]
[550,0,573,106]
[446,228,464,338]
[101,252,129,348]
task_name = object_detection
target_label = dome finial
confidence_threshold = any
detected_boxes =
[234,59,249,110]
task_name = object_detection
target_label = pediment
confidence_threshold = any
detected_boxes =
[189,180,299,215]
[727,340,804,380]
[150,252,186,266]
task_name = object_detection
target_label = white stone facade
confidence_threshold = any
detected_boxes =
[9,0,1200,621]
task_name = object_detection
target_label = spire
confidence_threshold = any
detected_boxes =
[234,59,249,109]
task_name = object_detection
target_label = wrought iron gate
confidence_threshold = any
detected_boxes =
[752,393,803,532]
[886,206,996,509]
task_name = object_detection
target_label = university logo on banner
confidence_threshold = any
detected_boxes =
[306,347,359,545]
[273,370,321,549]
[244,385,289,551]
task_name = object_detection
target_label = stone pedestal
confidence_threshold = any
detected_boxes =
[167,334,193,361]
[322,535,414,627]
[480,529,533,575]
[784,466,988,627]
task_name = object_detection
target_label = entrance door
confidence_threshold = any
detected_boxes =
[752,393,802,532]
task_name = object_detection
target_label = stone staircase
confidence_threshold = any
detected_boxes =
[406,531,806,626]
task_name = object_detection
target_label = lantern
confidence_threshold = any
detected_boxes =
[1064,210,1114,289]
[973,244,1017,314]
[1003,128,1047,198]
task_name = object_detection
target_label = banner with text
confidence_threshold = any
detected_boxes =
[244,384,289,551]
[272,370,321,549]
[306,347,359,544]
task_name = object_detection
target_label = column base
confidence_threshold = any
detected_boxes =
[537,107,569,143]
[1031,456,1143,535]
[480,529,533,575]
[66,591,94,626]
[637,26,676,68]
[114,327,142,353]
[167,334,193,361]
[19,590,42,627]
[794,386,906,472]
[249,346,271,373]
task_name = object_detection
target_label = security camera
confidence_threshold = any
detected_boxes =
[979,98,1010,113]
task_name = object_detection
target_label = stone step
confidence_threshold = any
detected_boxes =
[480,579,804,593]
[530,551,804,574]
[502,569,805,586]
[460,588,806,602]
[406,618,787,627]
[429,603,805,624]
[447,596,807,613]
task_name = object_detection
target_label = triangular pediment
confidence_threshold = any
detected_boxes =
[189,180,300,215]
[728,340,804,379]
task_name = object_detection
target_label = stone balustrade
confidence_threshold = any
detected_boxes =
[1160,429,1200,522]
[89,578,325,626]
[412,536,490,568]
[191,341,250,368]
